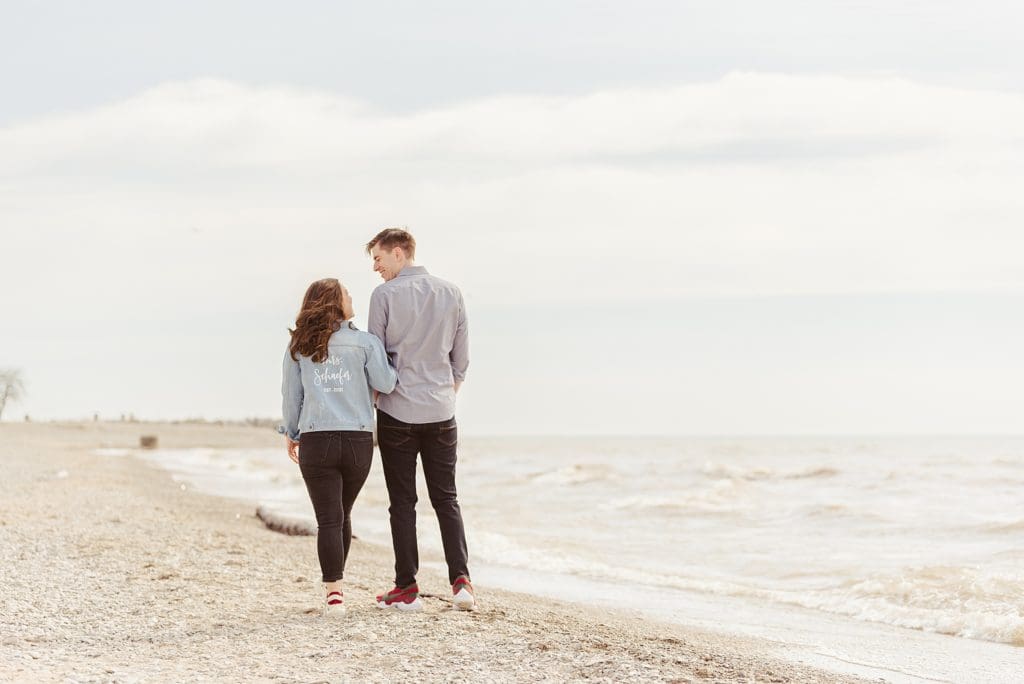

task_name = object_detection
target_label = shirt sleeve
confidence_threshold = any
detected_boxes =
[279,344,303,441]
[368,287,388,345]
[450,290,469,383]
[364,335,398,394]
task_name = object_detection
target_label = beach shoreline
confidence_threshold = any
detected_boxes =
[0,421,864,683]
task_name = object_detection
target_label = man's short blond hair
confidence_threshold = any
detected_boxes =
[365,228,416,259]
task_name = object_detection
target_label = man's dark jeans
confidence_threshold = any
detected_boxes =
[377,409,470,587]
[298,430,373,582]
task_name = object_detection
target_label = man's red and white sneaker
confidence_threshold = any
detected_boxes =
[324,591,346,616]
[376,584,422,611]
[452,576,476,611]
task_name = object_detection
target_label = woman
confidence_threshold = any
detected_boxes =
[280,278,397,615]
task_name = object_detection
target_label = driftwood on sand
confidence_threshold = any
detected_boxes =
[255,504,316,536]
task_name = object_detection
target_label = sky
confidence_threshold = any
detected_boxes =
[1,1,1023,434]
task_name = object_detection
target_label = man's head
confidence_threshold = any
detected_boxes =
[366,228,416,282]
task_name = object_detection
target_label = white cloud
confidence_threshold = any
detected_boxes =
[2,73,1022,426]
[2,72,1022,323]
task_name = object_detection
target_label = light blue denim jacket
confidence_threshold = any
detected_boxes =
[279,321,398,440]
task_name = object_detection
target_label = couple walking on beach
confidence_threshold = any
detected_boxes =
[279,228,474,615]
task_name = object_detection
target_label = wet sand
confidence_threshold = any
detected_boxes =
[0,421,865,683]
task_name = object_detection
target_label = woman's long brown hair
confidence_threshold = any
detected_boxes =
[289,278,345,362]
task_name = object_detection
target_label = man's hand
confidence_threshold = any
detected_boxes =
[286,437,300,464]
[454,380,463,394]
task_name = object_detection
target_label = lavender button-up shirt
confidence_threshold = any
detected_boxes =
[368,265,469,424]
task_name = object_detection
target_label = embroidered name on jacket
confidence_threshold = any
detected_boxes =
[313,355,352,392]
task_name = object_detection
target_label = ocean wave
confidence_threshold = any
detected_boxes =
[700,461,839,481]
[606,479,753,514]
[796,566,1024,646]
[527,463,616,485]
[94,448,131,457]
[471,528,1024,647]
[801,503,852,518]
[724,566,1024,647]
[968,518,1024,534]
[134,447,307,507]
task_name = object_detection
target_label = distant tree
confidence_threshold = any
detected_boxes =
[0,369,26,420]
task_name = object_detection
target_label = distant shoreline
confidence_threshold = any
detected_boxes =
[6,418,1024,440]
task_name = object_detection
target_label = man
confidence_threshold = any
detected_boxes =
[366,227,475,611]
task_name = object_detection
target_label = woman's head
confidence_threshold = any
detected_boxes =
[289,278,354,362]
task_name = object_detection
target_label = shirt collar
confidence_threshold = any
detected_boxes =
[397,265,428,278]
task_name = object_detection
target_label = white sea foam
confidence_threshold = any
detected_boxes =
[605,478,753,514]
[526,463,616,485]
[788,567,1024,646]
[701,461,839,481]
[974,518,1024,534]
[472,529,1024,646]
[94,447,131,457]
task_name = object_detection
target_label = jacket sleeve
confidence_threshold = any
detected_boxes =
[365,335,398,394]
[279,345,303,441]
[450,290,469,383]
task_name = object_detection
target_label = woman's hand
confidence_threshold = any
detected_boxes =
[286,437,300,464]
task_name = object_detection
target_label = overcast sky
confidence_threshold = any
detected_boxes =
[1,2,1022,434]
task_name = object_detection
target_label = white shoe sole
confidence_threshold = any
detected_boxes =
[377,597,423,611]
[452,588,476,611]
[324,604,347,617]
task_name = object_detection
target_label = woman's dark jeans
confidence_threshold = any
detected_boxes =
[298,430,373,582]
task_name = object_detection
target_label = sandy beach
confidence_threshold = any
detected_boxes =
[0,422,864,683]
